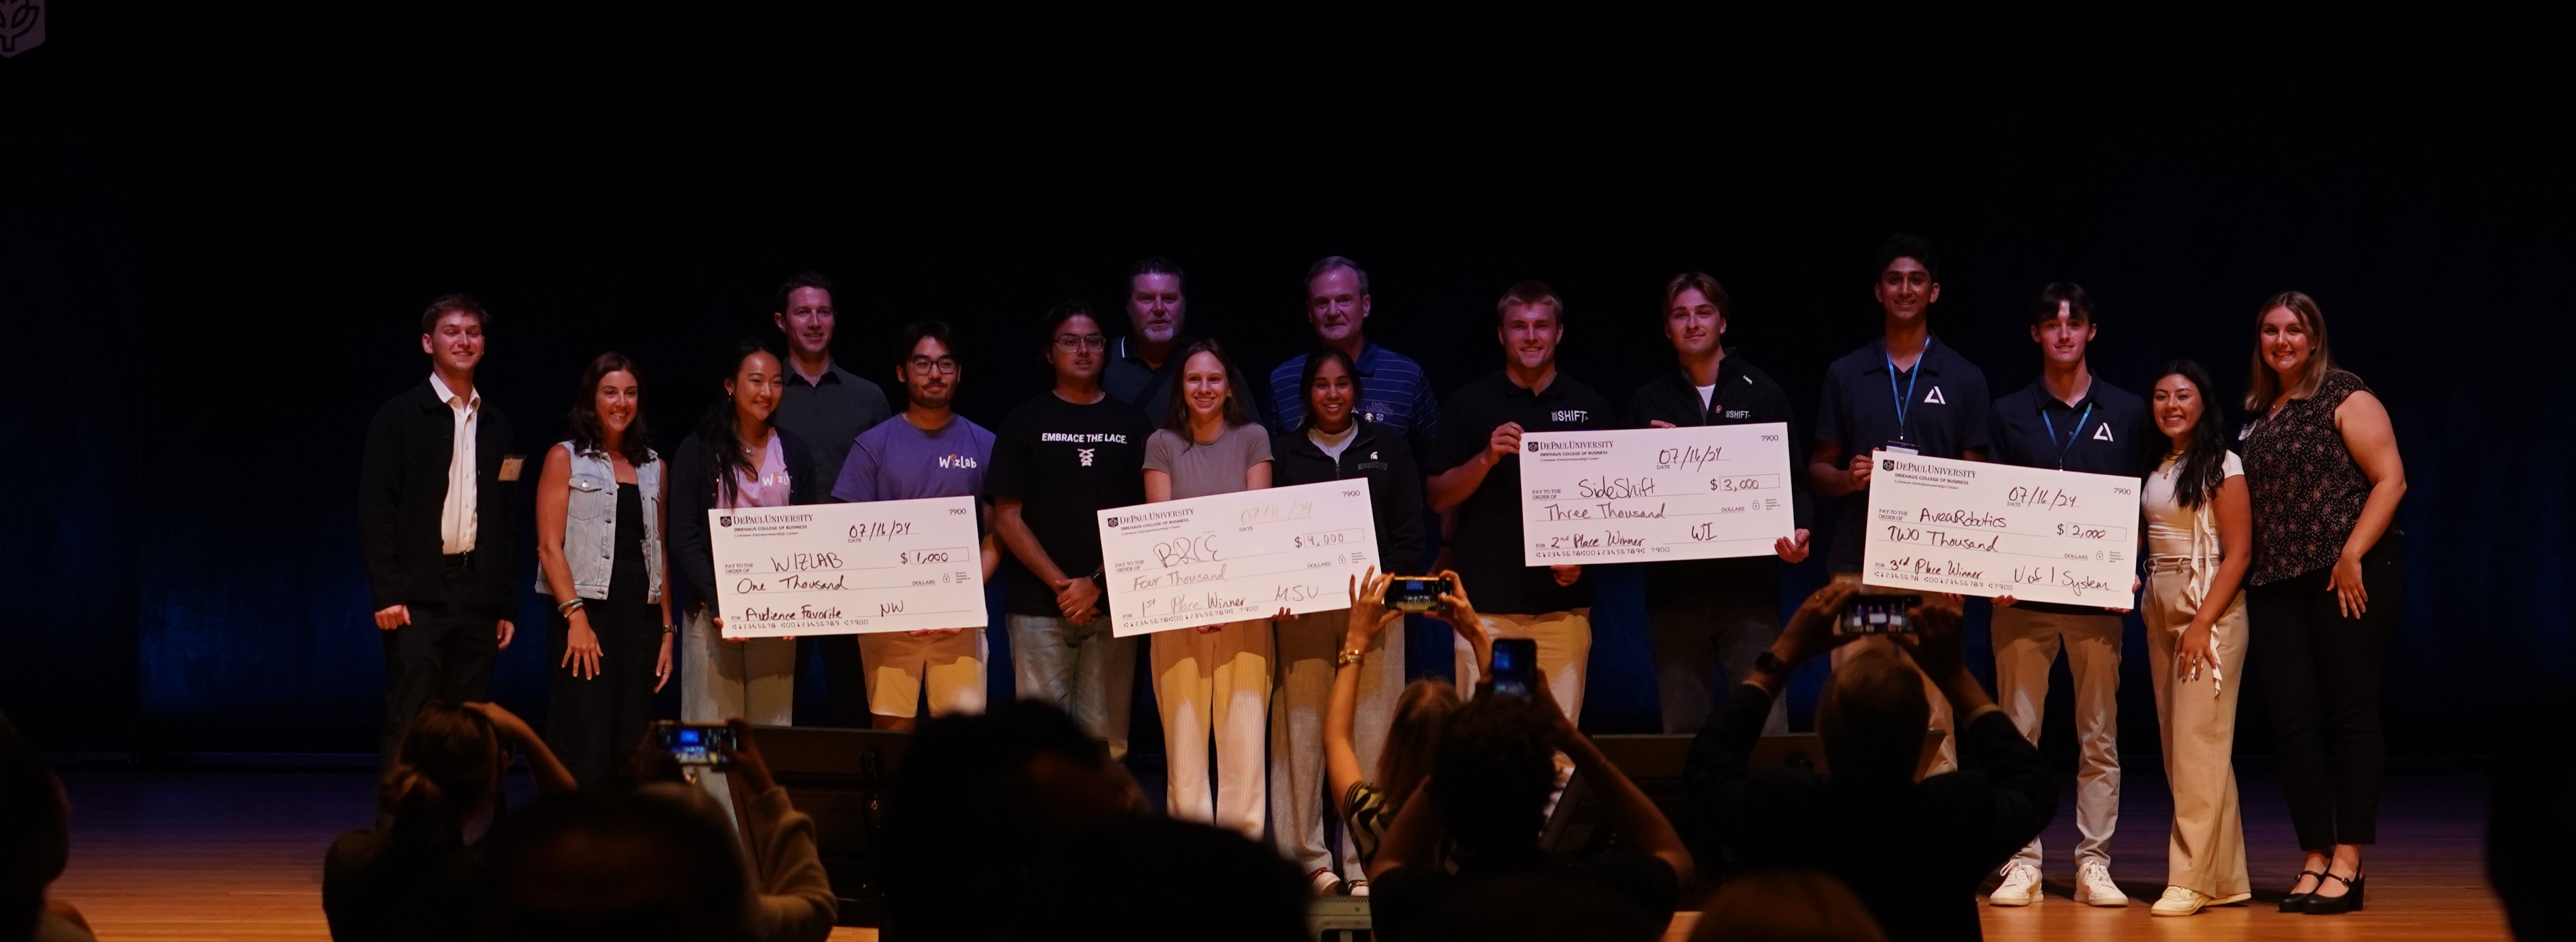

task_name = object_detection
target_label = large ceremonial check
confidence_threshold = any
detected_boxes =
[705,497,986,638]
[1096,480,1381,637]
[1517,423,1798,565]
[1859,451,2141,606]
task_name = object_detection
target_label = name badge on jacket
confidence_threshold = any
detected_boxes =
[499,455,526,481]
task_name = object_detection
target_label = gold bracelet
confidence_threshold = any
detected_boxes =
[1336,648,1367,667]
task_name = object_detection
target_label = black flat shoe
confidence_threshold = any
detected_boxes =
[2278,869,2326,913]
[2302,871,2365,915]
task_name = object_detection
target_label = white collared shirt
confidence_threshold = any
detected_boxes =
[429,373,480,554]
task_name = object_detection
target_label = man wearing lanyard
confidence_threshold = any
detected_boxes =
[1982,283,2153,907]
[1810,234,1994,775]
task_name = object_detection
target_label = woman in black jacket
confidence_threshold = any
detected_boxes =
[1265,347,1427,894]
[667,341,823,816]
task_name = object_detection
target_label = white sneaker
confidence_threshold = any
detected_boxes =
[2074,862,2129,907]
[1989,864,2043,906]
[1307,867,1345,897]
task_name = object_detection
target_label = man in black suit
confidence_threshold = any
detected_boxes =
[359,294,520,764]
[1687,582,2056,942]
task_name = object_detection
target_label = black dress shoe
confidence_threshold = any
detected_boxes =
[2302,871,2365,915]
[2278,869,2326,913]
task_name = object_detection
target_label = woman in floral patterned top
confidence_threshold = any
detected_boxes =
[2238,291,2407,916]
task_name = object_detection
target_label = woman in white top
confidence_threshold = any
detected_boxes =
[1141,339,1274,840]
[2138,359,2256,916]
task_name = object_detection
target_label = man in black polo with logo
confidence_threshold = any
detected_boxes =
[1810,234,1993,774]
[1627,272,1812,735]
[359,294,520,765]
[1982,282,2154,907]
[1427,281,1617,723]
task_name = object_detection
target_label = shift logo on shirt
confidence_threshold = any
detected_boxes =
[1923,387,1947,405]
[1076,447,1095,467]
[1551,409,1590,423]
[937,454,980,469]
[1722,409,1751,419]
[2092,423,2115,442]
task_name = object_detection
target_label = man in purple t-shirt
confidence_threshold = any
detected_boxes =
[831,322,1000,730]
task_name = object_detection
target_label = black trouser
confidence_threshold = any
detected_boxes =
[813,635,870,727]
[379,564,501,765]
[2249,532,2403,849]
[543,597,665,787]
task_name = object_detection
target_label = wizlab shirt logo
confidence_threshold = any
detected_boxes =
[937,454,980,469]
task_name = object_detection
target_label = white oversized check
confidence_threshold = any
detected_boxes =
[1860,451,2141,606]
[707,497,987,638]
[1518,423,1798,565]
[1096,479,1381,637]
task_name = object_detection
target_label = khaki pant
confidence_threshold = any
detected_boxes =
[1270,610,1404,876]
[1991,605,2124,870]
[683,607,795,825]
[1454,610,1592,724]
[2145,568,2251,898]
[1151,619,1272,840]
[1826,574,1956,776]
[1007,614,1134,760]
[857,629,988,720]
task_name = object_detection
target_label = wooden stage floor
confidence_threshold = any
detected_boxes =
[48,766,2509,941]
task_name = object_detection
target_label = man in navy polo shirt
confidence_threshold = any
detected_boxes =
[1982,283,2154,908]
[1427,281,1616,722]
[1810,234,1994,775]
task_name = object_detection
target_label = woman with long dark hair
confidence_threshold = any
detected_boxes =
[323,701,575,942]
[1266,346,1429,894]
[2137,360,2255,916]
[668,341,823,814]
[2238,292,2406,915]
[1140,338,1274,840]
[533,353,673,788]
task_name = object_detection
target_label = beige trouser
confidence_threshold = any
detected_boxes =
[2144,567,2251,898]
[1151,619,1272,840]
[857,629,988,720]
[1270,610,1404,876]
[1454,610,1592,724]
[683,607,795,826]
[1826,574,1956,776]
[1992,605,2123,871]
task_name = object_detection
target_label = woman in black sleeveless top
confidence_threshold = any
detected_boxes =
[2238,292,2406,915]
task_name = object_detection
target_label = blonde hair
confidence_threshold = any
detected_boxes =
[2245,290,2335,410]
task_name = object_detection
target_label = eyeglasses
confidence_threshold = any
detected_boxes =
[906,357,960,374]
[1054,335,1108,351]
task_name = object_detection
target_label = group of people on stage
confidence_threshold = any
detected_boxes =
[355,234,2406,924]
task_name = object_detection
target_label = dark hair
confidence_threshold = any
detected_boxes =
[378,702,503,841]
[1295,346,1365,432]
[565,352,656,468]
[1,712,70,937]
[1817,648,1929,787]
[1378,678,1460,814]
[419,293,490,336]
[1028,818,1309,942]
[1689,868,1890,942]
[898,320,957,362]
[482,792,756,942]
[1160,338,1255,434]
[1875,234,1941,283]
[1429,693,1560,862]
[2147,359,2232,511]
[1663,271,1730,321]
[883,703,1136,939]
[1130,255,1185,286]
[2031,281,2094,327]
[1495,280,1565,326]
[774,271,833,314]
[2244,290,2334,410]
[693,340,782,508]
[1039,300,1099,357]
[1306,255,1370,297]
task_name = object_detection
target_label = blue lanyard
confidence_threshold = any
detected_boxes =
[2040,402,2094,469]
[1884,351,1919,440]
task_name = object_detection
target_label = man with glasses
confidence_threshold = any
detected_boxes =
[988,302,1156,757]
[831,321,1001,730]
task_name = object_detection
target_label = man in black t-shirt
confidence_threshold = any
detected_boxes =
[1627,272,1813,735]
[988,302,1155,759]
[1426,282,1617,723]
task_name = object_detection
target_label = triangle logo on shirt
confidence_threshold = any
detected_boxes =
[1923,387,1946,405]
[2092,423,2116,442]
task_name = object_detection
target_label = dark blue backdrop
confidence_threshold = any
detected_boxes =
[3,7,2568,764]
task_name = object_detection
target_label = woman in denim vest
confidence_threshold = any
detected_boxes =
[534,352,671,786]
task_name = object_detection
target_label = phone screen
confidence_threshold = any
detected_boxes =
[655,723,738,765]
[1837,594,1923,635]
[1387,576,1454,612]
[1490,638,1537,698]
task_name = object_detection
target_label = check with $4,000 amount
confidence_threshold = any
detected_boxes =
[1861,451,2141,606]
[1517,423,1798,565]
[1096,480,1381,637]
